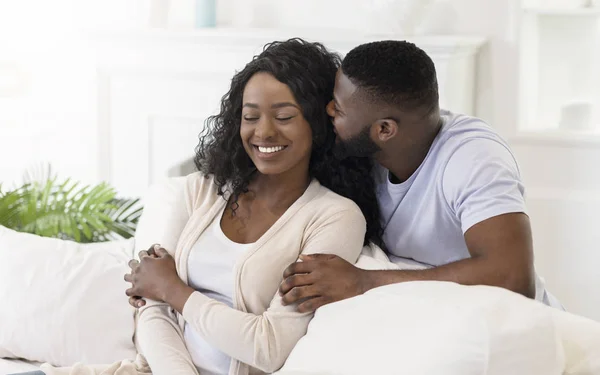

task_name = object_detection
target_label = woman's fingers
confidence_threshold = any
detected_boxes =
[129,296,146,308]
[124,273,133,282]
[128,259,139,269]
[148,243,161,257]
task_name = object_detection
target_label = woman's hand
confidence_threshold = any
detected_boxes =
[125,246,184,304]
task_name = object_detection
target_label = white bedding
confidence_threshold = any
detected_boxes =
[0,358,41,374]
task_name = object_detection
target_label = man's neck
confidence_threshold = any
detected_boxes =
[378,119,442,184]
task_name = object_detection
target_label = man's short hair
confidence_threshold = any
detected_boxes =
[341,40,439,113]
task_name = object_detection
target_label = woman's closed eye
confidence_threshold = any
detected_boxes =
[276,115,295,122]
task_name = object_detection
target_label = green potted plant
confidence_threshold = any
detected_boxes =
[0,165,143,243]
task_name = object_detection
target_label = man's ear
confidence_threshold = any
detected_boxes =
[373,118,399,142]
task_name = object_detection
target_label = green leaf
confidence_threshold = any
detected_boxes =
[80,220,92,240]
[0,166,144,243]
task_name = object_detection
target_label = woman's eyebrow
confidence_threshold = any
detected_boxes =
[271,102,299,109]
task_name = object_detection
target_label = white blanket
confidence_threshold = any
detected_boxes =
[274,244,600,375]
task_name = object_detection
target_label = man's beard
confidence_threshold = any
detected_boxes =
[333,126,381,159]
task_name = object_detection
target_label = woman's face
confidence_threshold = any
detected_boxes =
[240,72,313,177]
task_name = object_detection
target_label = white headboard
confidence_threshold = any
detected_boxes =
[91,28,485,198]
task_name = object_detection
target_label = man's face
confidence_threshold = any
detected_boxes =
[327,70,381,159]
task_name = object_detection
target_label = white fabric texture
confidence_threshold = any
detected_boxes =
[0,225,137,366]
[276,247,600,375]
[184,214,253,375]
[275,281,565,375]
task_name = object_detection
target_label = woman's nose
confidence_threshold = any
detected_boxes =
[326,100,335,118]
[255,117,277,139]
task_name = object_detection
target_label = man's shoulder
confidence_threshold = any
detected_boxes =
[432,111,515,167]
[438,110,508,149]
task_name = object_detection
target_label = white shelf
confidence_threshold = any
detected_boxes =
[510,129,600,148]
[518,5,600,136]
[523,6,600,16]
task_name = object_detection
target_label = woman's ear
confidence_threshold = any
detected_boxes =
[373,118,399,142]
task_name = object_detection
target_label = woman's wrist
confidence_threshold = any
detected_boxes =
[163,278,195,314]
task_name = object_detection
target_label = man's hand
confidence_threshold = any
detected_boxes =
[279,253,369,313]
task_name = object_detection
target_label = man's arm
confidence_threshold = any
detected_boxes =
[280,212,535,313]
[362,212,535,295]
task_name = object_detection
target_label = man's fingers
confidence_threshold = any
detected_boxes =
[128,259,139,269]
[279,273,314,295]
[282,260,318,279]
[281,285,320,306]
[297,296,328,313]
[124,273,133,283]
[299,253,337,261]
[125,288,136,297]
[138,250,149,259]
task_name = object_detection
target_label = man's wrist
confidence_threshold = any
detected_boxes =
[358,269,375,295]
[359,269,411,294]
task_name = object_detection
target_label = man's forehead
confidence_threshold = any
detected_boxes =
[334,70,360,104]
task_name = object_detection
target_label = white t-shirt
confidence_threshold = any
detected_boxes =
[377,110,559,306]
[184,213,254,375]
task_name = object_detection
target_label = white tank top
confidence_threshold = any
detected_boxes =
[184,212,254,375]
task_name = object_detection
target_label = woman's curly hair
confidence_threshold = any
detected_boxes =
[195,38,382,246]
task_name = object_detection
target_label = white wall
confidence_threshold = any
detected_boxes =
[0,0,517,187]
[0,1,98,187]
[1,0,514,186]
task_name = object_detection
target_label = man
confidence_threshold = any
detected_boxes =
[279,40,560,313]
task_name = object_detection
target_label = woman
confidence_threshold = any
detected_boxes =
[11,39,380,375]
[19,38,379,375]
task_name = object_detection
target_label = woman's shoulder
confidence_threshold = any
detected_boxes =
[183,172,222,212]
[308,180,364,219]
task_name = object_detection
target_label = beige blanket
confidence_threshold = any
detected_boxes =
[40,355,151,375]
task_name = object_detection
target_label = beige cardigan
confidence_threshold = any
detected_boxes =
[136,172,366,375]
[39,172,365,375]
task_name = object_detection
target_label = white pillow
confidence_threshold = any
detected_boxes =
[276,281,567,375]
[133,176,189,255]
[0,226,137,366]
[551,308,600,374]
